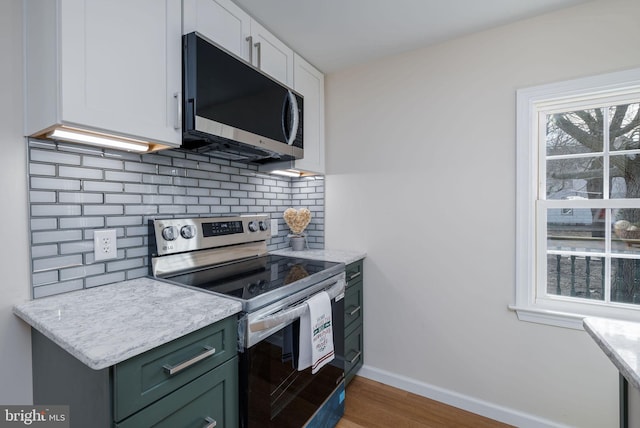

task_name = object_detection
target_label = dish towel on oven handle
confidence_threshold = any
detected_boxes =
[298,291,334,374]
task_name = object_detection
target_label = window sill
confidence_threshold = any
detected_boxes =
[508,305,586,330]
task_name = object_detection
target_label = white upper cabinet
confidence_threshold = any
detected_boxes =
[293,54,325,174]
[248,20,294,86]
[183,0,293,86]
[182,0,251,61]
[24,0,183,148]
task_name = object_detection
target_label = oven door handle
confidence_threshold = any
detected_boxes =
[249,278,345,332]
[250,301,307,332]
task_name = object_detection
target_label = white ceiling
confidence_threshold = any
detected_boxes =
[233,0,594,73]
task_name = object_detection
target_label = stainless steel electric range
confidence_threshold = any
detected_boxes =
[148,215,346,428]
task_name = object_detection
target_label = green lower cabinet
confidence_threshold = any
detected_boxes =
[116,356,238,428]
[344,259,364,386]
[345,325,363,385]
[31,317,238,428]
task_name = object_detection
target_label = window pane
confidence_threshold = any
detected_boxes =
[546,254,604,300]
[548,208,605,252]
[613,209,640,256]
[611,257,640,305]
[546,157,603,200]
[546,109,604,156]
[610,103,639,151]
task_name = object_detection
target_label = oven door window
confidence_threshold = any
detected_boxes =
[239,319,344,428]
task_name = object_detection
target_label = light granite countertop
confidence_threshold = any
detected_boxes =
[271,248,366,265]
[583,317,640,390]
[13,277,242,370]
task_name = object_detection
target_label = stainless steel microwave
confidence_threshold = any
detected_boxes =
[181,32,303,163]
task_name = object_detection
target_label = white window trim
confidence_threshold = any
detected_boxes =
[513,67,640,330]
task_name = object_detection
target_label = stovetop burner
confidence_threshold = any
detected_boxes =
[162,255,343,312]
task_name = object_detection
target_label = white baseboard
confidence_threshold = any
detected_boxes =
[356,365,570,428]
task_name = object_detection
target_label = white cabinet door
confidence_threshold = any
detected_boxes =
[182,0,251,61]
[183,0,293,86]
[293,54,325,174]
[26,0,182,147]
[249,20,294,86]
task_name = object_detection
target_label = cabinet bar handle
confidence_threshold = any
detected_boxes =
[254,42,261,68]
[347,351,362,364]
[203,417,217,428]
[163,346,216,376]
[245,36,253,63]
[348,271,361,281]
[348,305,361,316]
[174,92,182,130]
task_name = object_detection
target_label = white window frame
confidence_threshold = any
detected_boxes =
[514,67,640,329]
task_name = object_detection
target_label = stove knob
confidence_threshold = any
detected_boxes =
[248,221,259,232]
[161,226,178,241]
[180,225,196,239]
[259,220,269,231]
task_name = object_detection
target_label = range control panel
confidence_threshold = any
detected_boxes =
[150,215,270,256]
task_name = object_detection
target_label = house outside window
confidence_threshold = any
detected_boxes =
[514,68,640,329]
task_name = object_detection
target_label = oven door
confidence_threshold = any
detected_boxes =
[239,295,345,428]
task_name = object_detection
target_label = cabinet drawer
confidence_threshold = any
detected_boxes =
[345,325,363,386]
[344,282,363,335]
[116,356,239,428]
[345,260,363,286]
[113,316,237,421]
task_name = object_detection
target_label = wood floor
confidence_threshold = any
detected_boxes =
[336,376,514,428]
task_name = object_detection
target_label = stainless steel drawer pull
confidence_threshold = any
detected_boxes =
[347,351,362,364]
[163,346,216,376]
[203,417,217,428]
[348,271,361,281]
[348,305,361,316]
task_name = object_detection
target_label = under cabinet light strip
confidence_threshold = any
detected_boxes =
[47,128,150,152]
[269,169,303,178]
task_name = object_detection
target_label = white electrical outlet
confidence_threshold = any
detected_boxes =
[270,219,278,237]
[94,229,117,261]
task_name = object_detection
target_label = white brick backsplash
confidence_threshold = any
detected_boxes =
[83,156,123,170]
[85,272,126,288]
[31,218,58,230]
[105,194,142,204]
[27,140,325,298]
[31,177,80,191]
[143,174,173,185]
[59,166,103,179]
[33,254,83,272]
[106,216,143,227]
[30,149,80,165]
[59,192,104,204]
[33,270,59,286]
[59,217,104,229]
[83,181,124,192]
[30,163,56,176]
[31,244,58,258]
[31,205,82,217]
[33,280,84,299]
[124,161,158,173]
[83,205,124,216]
[30,191,56,203]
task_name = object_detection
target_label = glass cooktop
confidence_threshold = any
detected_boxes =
[162,255,343,311]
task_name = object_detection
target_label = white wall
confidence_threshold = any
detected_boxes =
[325,0,639,426]
[0,0,33,404]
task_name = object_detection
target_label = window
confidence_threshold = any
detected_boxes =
[515,68,640,329]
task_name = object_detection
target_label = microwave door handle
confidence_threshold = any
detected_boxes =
[286,90,299,146]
